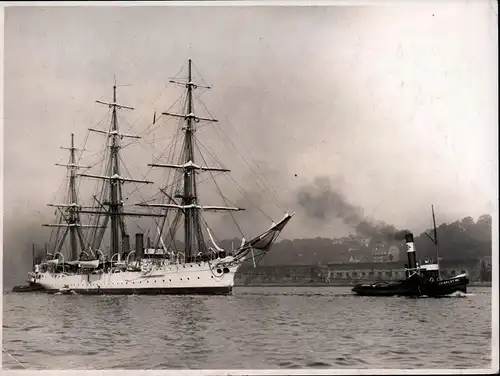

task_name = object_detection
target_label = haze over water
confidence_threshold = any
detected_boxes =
[2,286,492,370]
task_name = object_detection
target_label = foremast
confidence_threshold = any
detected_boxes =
[42,134,96,261]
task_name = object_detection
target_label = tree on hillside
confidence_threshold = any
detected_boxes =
[414,214,492,261]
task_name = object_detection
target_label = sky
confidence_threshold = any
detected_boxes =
[2,2,498,285]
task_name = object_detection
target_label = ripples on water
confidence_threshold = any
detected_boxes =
[2,286,492,370]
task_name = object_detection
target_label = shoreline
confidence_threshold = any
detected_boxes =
[4,281,491,293]
[234,281,492,288]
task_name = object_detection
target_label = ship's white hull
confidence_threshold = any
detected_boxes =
[37,261,240,295]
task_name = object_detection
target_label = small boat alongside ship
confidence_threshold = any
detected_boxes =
[12,280,44,293]
[352,206,469,297]
[12,244,44,293]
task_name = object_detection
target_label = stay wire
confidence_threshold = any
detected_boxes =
[197,96,283,211]
[193,136,245,238]
[122,61,187,136]
[194,135,272,222]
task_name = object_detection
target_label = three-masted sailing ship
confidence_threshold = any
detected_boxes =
[33,60,294,294]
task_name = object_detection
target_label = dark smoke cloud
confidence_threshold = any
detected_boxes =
[393,229,412,241]
[297,176,361,222]
[297,175,409,241]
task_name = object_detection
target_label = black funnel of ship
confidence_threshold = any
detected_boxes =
[405,232,417,272]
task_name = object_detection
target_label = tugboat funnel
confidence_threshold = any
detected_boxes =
[405,232,417,271]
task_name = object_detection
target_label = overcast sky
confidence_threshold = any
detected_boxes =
[2,2,498,281]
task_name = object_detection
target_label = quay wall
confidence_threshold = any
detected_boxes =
[234,259,490,286]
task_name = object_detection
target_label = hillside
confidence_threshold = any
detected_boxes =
[222,213,492,265]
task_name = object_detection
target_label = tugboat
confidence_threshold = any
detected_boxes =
[352,206,469,297]
[12,244,44,293]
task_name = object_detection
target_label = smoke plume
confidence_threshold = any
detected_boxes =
[297,176,409,241]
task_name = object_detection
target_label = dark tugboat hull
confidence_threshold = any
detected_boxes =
[352,275,469,298]
[352,278,421,297]
[12,282,44,293]
[421,275,469,297]
[352,285,416,297]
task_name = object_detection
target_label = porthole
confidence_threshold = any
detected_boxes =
[180,278,183,281]
[187,278,190,280]
[169,279,171,282]
[197,277,200,279]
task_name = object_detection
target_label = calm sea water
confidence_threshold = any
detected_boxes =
[2,286,492,370]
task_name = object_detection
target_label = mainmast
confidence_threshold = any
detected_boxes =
[80,84,161,258]
[68,134,78,259]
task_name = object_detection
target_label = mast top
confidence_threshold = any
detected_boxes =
[60,133,81,151]
[95,83,134,110]
[168,59,211,89]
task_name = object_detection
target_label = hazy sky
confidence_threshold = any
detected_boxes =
[2,2,498,282]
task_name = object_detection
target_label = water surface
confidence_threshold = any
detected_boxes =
[2,286,492,370]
